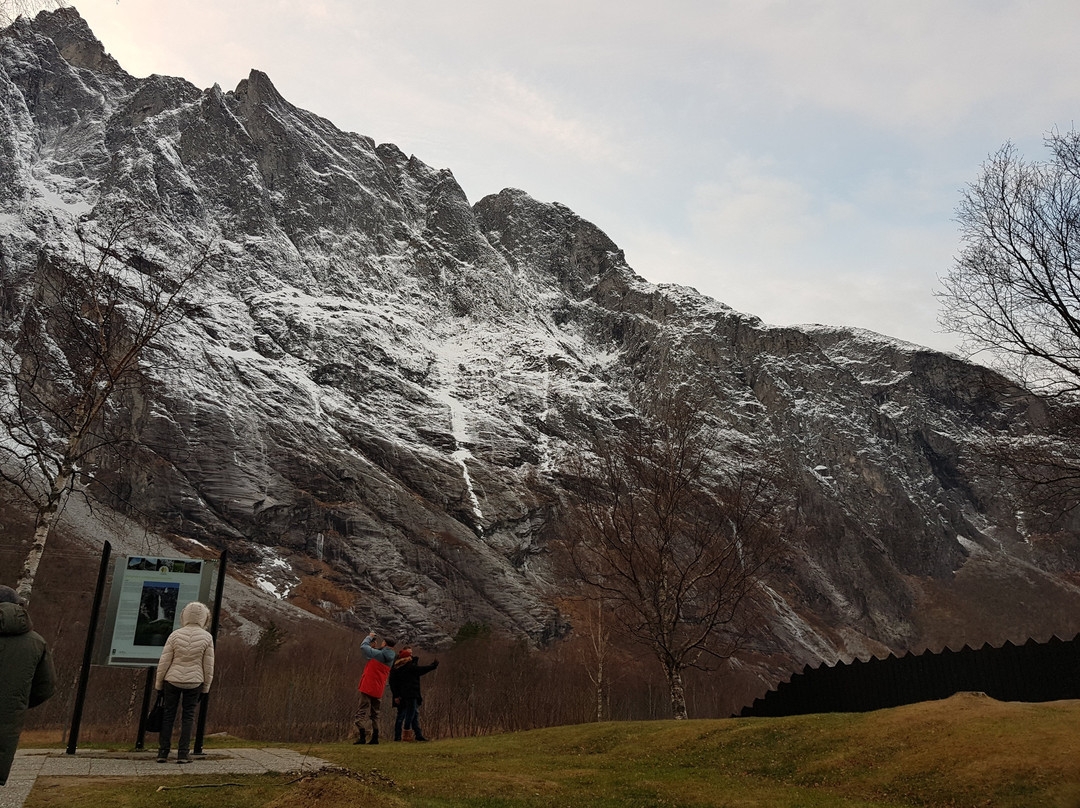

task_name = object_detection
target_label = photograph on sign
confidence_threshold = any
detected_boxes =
[134,580,179,646]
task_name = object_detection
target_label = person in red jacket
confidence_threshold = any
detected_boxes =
[354,631,396,745]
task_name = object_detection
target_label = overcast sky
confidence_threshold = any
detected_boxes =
[63,1,1080,354]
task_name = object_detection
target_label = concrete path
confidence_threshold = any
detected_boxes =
[1,747,332,808]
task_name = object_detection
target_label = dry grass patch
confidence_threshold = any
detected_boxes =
[22,693,1080,807]
[25,770,405,808]
[287,565,357,615]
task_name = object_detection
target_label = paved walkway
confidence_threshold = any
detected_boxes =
[1,747,332,808]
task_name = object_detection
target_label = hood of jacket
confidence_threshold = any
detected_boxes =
[179,601,210,629]
[0,601,32,636]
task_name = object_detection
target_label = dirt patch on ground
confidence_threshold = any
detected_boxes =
[28,776,156,806]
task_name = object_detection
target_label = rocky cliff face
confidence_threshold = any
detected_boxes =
[2,8,1079,667]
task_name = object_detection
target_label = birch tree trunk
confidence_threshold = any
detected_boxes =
[587,598,608,722]
[16,464,70,603]
[664,661,688,720]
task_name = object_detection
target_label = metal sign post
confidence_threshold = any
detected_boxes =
[66,541,111,755]
[134,666,155,750]
[193,549,227,755]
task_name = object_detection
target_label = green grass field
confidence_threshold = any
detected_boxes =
[24,693,1080,807]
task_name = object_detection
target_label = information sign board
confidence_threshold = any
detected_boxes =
[97,555,215,667]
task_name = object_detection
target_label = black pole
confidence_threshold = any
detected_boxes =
[135,666,155,750]
[193,549,227,755]
[67,540,111,755]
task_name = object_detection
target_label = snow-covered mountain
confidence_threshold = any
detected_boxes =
[3,8,1079,668]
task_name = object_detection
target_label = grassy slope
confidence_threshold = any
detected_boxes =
[24,694,1080,808]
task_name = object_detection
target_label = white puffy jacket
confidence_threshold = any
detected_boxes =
[155,602,215,693]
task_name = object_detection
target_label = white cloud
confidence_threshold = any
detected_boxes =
[687,157,853,254]
[617,158,960,354]
[470,71,632,169]
[683,1,1080,135]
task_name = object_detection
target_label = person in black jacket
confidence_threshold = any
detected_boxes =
[0,585,55,787]
[387,647,439,741]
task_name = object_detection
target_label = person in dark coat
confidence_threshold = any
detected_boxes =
[0,585,55,787]
[388,647,439,741]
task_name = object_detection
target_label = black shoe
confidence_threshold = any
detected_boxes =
[177,756,191,765]
[157,754,168,763]
[415,736,429,742]
[368,729,379,745]
[353,729,367,745]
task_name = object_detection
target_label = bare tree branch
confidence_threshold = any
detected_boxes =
[0,215,214,601]
[939,133,1080,394]
[0,0,63,27]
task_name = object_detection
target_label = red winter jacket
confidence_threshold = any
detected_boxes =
[357,635,396,697]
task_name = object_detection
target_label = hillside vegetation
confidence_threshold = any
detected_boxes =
[25,693,1080,807]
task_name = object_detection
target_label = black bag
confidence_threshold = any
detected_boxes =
[145,692,164,733]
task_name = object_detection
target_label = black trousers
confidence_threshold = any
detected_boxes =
[158,682,201,756]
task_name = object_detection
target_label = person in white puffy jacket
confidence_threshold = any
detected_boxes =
[154,601,215,763]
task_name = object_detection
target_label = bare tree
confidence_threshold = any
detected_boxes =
[0,217,213,601]
[939,132,1080,394]
[939,131,1080,523]
[557,596,613,722]
[0,0,63,27]
[584,598,610,722]
[558,393,787,720]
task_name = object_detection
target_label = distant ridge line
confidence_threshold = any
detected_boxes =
[739,633,1080,717]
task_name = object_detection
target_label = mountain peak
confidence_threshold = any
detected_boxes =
[234,68,289,110]
[25,6,123,75]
